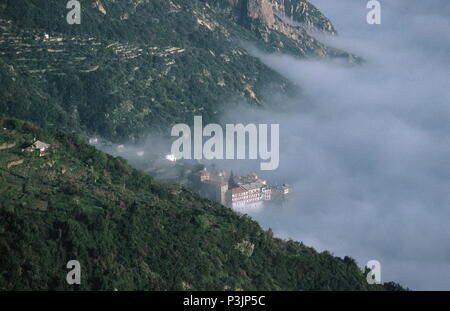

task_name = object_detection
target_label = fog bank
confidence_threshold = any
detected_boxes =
[240,0,450,290]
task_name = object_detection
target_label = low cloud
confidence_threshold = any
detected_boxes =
[237,0,450,290]
[106,0,450,290]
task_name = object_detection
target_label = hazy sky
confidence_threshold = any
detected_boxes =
[237,0,450,290]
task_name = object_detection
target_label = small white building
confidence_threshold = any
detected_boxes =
[261,186,272,201]
[25,140,51,157]
[165,154,177,162]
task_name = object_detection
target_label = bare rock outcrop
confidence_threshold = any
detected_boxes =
[247,0,276,27]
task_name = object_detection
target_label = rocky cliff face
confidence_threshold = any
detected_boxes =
[214,0,334,33]
[247,0,276,28]
[245,0,335,34]
[205,0,352,59]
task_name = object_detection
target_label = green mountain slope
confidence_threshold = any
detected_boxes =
[0,0,356,142]
[0,118,404,290]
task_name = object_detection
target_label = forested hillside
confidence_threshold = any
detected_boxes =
[0,1,406,292]
[0,118,403,290]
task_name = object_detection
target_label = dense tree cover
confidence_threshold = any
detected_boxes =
[0,0,302,142]
[0,0,357,143]
[0,1,396,291]
[0,119,405,290]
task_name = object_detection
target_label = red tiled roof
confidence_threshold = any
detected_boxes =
[230,187,245,193]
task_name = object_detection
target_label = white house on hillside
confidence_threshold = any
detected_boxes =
[24,140,51,157]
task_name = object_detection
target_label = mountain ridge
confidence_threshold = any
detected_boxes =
[0,1,407,289]
[0,0,356,142]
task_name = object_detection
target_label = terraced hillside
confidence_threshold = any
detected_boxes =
[0,0,356,142]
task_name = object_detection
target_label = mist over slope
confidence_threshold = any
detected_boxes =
[2,0,444,291]
[228,0,450,290]
[0,118,404,290]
